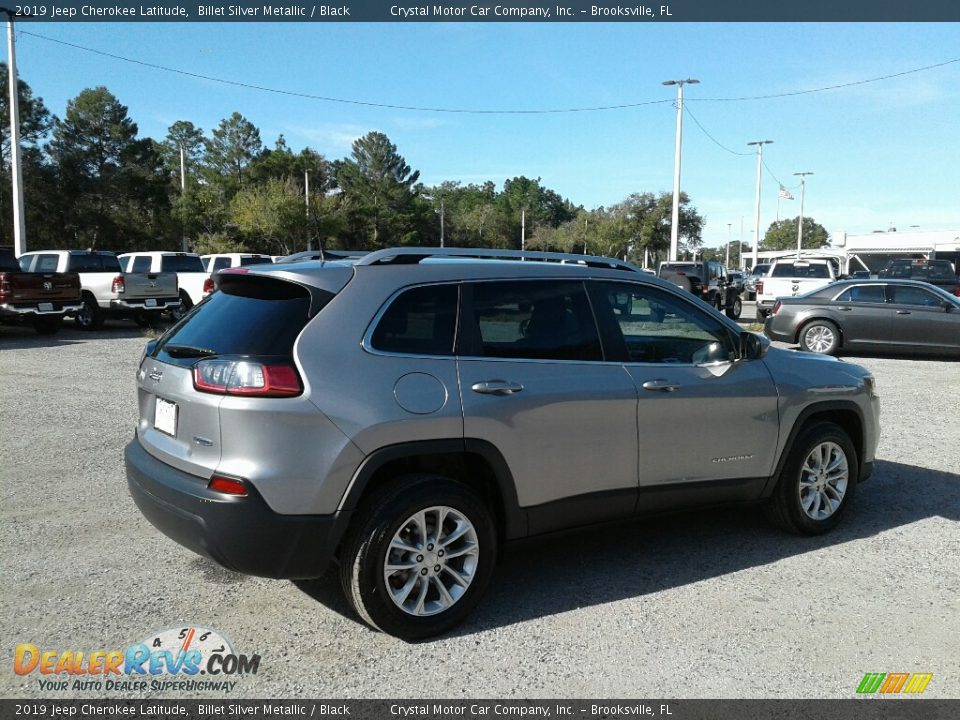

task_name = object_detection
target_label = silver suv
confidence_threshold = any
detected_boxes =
[125,248,880,639]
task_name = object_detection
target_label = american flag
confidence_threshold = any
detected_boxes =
[779,185,795,200]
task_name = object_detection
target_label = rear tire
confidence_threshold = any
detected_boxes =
[799,320,840,355]
[764,422,858,536]
[339,475,497,641]
[170,292,192,322]
[75,294,103,330]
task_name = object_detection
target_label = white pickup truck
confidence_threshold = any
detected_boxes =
[119,252,208,320]
[19,250,179,330]
[755,257,838,322]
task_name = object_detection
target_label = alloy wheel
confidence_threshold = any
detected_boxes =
[798,441,849,521]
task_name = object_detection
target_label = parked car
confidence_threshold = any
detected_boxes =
[126,247,879,639]
[743,263,771,300]
[201,253,273,272]
[18,250,179,329]
[728,271,745,294]
[657,260,742,319]
[119,252,207,321]
[0,248,82,334]
[877,258,959,296]
[764,279,960,356]
[755,257,838,322]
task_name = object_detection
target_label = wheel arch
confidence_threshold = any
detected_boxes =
[339,439,527,542]
[762,401,865,498]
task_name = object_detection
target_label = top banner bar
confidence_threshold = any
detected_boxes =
[5,1,960,22]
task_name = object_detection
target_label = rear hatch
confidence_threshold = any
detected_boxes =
[135,271,335,479]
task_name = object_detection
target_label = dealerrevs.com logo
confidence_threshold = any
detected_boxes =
[14,626,260,693]
[856,673,933,695]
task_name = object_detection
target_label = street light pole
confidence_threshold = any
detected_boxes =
[794,171,813,254]
[4,11,26,256]
[663,78,698,262]
[304,170,312,252]
[725,222,732,266]
[439,198,445,248]
[747,139,774,271]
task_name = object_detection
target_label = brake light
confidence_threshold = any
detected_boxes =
[208,475,248,496]
[202,277,215,295]
[112,275,125,293]
[756,280,764,294]
[0,279,10,300]
[193,359,302,397]
[953,284,960,298]
[772,300,782,316]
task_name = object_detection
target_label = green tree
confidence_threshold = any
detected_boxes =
[230,177,306,256]
[203,112,263,191]
[48,86,170,250]
[762,217,829,251]
[335,131,420,247]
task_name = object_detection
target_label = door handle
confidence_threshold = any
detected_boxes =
[642,380,681,392]
[896,310,912,315]
[837,306,853,312]
[471,380,524,395]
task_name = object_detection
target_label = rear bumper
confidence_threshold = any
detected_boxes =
[109,297,180,315]
[125,438,349,579]
[1,301,83,317]
[763,316,794,343]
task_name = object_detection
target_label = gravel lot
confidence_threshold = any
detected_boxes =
[2,315,958,700]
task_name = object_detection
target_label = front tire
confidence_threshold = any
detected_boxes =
[799,320,840,355]
[725,296,743,320]
[339,476,497,641]
[764,422,858,535]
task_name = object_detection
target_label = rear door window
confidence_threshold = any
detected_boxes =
[211,257,231,272]
[160,255,205,272]
[464,281,602,361]
[836,285,886,304]
[131,256,152,273]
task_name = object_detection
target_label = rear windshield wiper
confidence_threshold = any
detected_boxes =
[164,344,218,358]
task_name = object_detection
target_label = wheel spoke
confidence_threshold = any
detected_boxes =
[431,576,455,608]
[392,573,419,606]
[413,576,430,614]
[442,565,471,589]
[440,521,471,548]
[389,538,421,555]
[443,542,478,560]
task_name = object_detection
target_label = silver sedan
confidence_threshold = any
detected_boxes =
[763,279,960,356]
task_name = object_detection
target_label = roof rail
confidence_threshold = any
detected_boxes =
[355,247,642,273]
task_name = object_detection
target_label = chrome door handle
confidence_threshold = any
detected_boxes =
[838,306,853,311]
[471,380,524,395]
[642,380,681,392]
[896,310,912,315]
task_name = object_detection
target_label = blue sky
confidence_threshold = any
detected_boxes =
[14,21,960,247]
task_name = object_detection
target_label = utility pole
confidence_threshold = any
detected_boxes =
[521,208,526,254]
[179,144,188,252]
[794,171,813,254]
[747,140,774,271]
[304,169,311,251]
[5,11,26,256]
[725,222,732,266]
[663,78,699,262]
[439,197,444,248]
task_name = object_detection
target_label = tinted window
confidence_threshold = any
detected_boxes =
[889,285,943,307]
[836,285,886,303]
[240,256,273,266]
[67,253,104,272]
[160,255,205,272]
[594,282,735,364]
[211,258,230,272]
[131,256,152,273]
[771,262,831,278]
[468,281,601,361]
[154,278,322,368]
[370,284,458,356]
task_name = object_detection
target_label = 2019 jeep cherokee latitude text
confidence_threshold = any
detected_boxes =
[125,248,880,640]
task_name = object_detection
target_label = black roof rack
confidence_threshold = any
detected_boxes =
[355,247,641,273]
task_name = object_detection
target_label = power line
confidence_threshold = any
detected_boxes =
[19,29,960,115]
[682,104,753,156]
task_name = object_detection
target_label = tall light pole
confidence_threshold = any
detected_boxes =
[4,10,26,257]
[725,222,732,266]
[663,78,699,262]
[439,197,445,248]
[304,169,312,252]
[794,171,813,254]
[179,144,188,252]
[747,140,774,270]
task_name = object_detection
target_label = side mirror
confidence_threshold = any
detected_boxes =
[740,331,769,360]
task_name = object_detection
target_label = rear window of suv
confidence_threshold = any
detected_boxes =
[771,262,831,278]
[154,277,327,367]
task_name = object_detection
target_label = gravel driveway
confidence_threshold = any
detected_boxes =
[2,321,958,699]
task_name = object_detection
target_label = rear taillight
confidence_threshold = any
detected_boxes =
[953,285,960,298]
[193,359,302,397]
[756,280,764,294]
[772,300,782,316]
[0,279,10,300]
[112,275,125,293]
[208,475,248,496]
[202,277,215,295]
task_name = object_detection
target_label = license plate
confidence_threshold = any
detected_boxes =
[145,298,157,308]
[154,397,177,437]
[38,302,53,312]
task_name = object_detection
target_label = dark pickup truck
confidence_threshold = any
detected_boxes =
[0,248,82,334]
[878,259,960,296]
